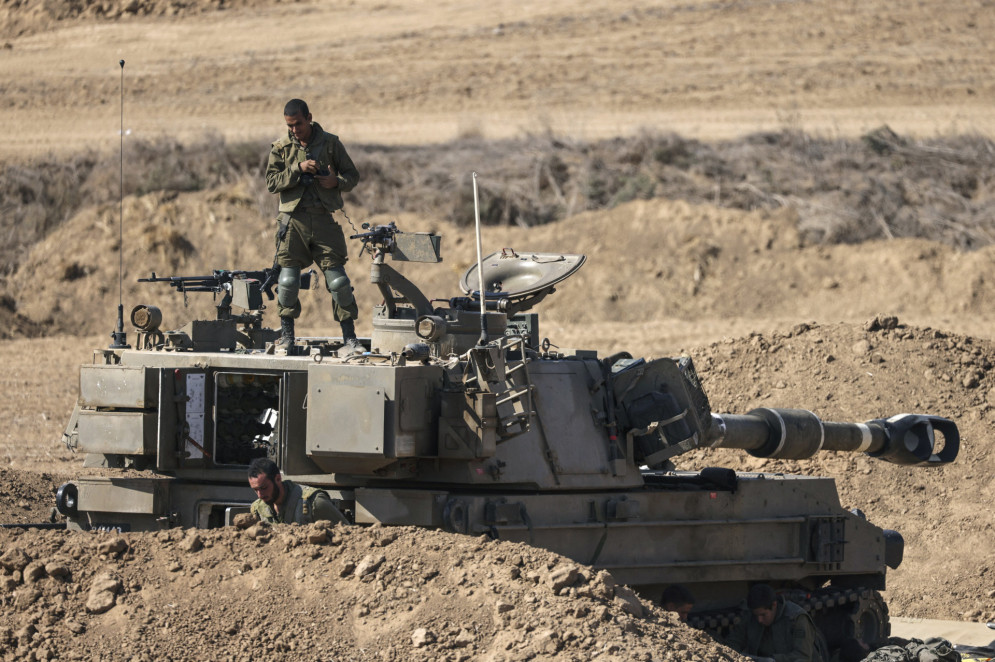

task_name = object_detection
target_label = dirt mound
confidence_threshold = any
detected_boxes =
[9,188,995,343]
[0,469,64,525]
[0,295,46,340]
[0,523,738,662]
[5,128,993,299]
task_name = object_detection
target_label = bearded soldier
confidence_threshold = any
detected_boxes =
[247,458,348,525]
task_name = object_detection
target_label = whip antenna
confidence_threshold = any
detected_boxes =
[109,59,130,349]
[472,172,488,346]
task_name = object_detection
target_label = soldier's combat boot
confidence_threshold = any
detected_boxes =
[274,316,295,355]
[339,318,364,358]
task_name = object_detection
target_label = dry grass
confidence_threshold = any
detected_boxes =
[0,0,275,38]
[356,127,995,252]
[3,127,994,283]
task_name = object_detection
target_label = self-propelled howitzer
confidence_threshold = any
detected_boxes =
[58,224,958,645]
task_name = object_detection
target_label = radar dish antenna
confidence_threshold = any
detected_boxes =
[459,250,586,314]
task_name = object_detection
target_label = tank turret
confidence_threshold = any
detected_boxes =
[57,223,959,648]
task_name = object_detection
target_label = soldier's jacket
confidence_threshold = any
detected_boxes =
[867,638,961,662]
[266,121,360,214]
[250,480,347,525]
[724,597,824,662]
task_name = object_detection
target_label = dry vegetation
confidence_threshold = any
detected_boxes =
[0,0,275,38]
[3,0,995,659]
[4,127,995,283]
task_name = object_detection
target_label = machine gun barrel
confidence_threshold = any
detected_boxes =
[705,408,959,466]
[138,268,282,300]
[137,274,226,290]
[166,285,219,292]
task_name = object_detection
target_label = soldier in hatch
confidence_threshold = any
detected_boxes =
[247,457,348,525]
[265,98,363,355]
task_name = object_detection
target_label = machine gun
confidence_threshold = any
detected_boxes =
[140,267,278,302]
[138,268,312,319]
[132,267,312,351]
[350,222,443,319]
[350,221,400,255]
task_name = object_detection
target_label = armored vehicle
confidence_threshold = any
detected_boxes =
[58,223,959,645]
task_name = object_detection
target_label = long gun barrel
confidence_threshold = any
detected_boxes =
[611,356,960,468]
[705,409,959,466]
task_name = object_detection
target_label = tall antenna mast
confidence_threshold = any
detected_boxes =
[472,172,488,346]
[109,59,130,349]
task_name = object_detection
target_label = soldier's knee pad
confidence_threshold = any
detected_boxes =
[278,267,302,308]
[323,267,355,308]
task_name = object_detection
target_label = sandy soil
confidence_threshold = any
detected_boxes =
[1,521,751,662]
[3,0,995,660]
[5,206,995,659]
[0,0,993,158]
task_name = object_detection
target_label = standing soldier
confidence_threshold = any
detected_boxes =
[266,98,363,355]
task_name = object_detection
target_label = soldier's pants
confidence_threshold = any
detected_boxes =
[275,208,359,322]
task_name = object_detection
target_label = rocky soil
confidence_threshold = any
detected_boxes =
[0,522,741,662]
[3,0,995,660]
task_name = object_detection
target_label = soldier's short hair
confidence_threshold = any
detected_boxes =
[661,584,695,607]
[284,98,310,118]
[746,583,777,610]
[248,457,280,481]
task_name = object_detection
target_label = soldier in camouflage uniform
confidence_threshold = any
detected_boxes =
[265,98,363,355]
[247,457,348,525]
[725,584,825,662]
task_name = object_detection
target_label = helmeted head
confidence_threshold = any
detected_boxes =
[283,98,313,144]
[248,457,284,506]
[747,584,778,627]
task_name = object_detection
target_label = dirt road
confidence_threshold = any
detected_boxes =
[1,0,993,158]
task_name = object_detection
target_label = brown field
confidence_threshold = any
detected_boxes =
[2,1,995,660]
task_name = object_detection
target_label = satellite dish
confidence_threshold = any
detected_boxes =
[460,250,586,305]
